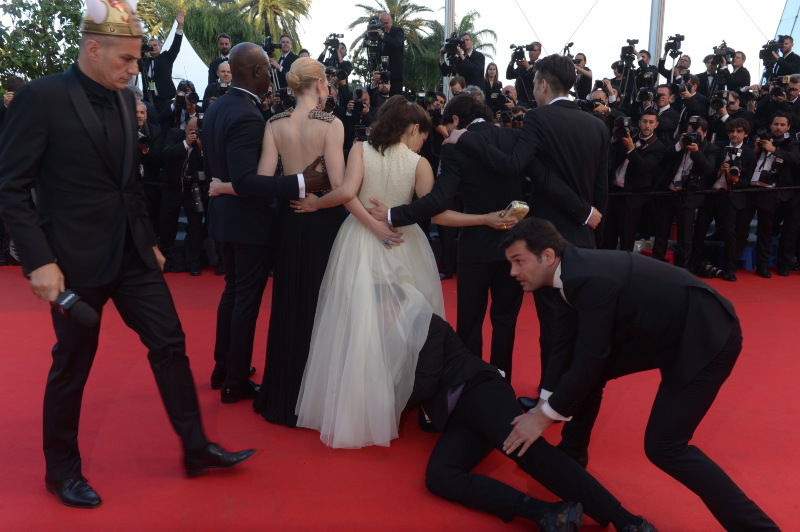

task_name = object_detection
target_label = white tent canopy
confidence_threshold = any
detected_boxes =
[133,21,211,98]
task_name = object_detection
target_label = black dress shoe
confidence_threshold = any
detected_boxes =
[777,266,790,276]
[190,265,201,276]
[45,476,102,508]
[622,516,658,532]
[439,272,453,280]
[184,443,256,477]
[214,264,225,275]
[221,380,260,403]
[722,270,737,282]
[517,396,539,412]
[756,267,772,278]
[539,501,583,532]
[211,366,256,390]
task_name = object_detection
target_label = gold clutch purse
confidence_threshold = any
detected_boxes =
[499,201,529,222]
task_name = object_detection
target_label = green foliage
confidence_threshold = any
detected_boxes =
[240,0,311,52]
[0,0,82,81]
[184,2,263,64]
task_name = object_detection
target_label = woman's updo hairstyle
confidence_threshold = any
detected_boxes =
[285,57,325,95]
[369,95,432,154]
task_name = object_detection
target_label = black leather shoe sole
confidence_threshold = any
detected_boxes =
[185,445,256,477]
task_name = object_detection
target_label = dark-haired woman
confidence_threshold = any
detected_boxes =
[483,62,503,104]
[292,96,500,448]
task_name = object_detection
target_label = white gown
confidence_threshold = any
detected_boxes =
[295,142,445,448]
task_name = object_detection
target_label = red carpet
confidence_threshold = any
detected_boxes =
[0,264,795,531]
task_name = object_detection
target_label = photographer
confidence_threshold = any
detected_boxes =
[581,88,623,133]
[634,50,659,89]
[653,117,719,269]
[368,12,404,95]
[699,118,755,281]
[207,33,232,86]
[144,10,186,113]
[647,85,680,145]
[609,61,636,108]
[573,53,592,100]
[159,115,207,276]
[484,63,503,104]
[440,33,486,90]
[342,88,376,155]
[709,91,756,143]
[269,35,299,89]
[506,42,540,106]
[697,54,724,98]
[755,74,800,134]
[368,71,392,111]
[600,109,668,252]
[672,75,708,136]
[318,39,353,74]
[736,111,800,277]
[136,101,165,236]
[772,36,800,77]
[158,79,199,131]
[658,54,691,84]
[202,62,232,110]
[719,51,751,95]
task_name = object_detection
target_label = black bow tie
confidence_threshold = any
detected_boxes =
[221,57,228,62]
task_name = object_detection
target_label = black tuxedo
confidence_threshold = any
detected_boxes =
[546,245,778,531]
[207,55,229,86]
[774,51,800,77]
[342,109,376,152]
[442,50,485,90]
[274,52,298,89]
[0,64,209,482]
[696,71,723,98]
[379,26,404,94]
[652,140,719,268]
[506,61,535,105]
[601,134,667,252]
[203,87,300,388]
[145,33,183,111]
[137,120,165,235]
[455,98,608,404]
[408,315,625,527]
[719,66,751,93]
[710,109,757,143]
[389,122,526,376]
[159,128,205,268]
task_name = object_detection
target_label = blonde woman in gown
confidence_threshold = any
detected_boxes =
[292,96,507,448]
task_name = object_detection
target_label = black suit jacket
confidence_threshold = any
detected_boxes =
[406,314,500,433]
[775,51,800,77]
[161,128,203,186]
[147,33,182,100]
[657,139,720,209]
[389,122,525,263]
[609,134,668,208]
[379,26,404,82]
[719,66,751,93]
[442,50,485,90]
[207,55,229,86]
[0,64,156,286]
[506,61,535,104]
[547,245,739,417]
[456,100,608,248]
[203,88,299,246]
[713,143,757,209]
[274,52,299,88]
[138,121,164,185]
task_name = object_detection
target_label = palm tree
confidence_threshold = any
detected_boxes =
[184,3,264,64]
[240,0,311,49]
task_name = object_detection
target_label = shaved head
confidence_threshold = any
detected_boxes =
[229,42,270,93]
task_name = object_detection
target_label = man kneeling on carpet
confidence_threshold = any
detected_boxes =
[406,309,656,531]
[499,217,779,531]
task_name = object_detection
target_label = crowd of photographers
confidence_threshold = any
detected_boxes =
[4,15,800,281]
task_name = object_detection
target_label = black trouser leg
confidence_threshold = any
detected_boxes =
[110,252,207,454]
[557,383,605,467]
[180,190,204,267]
[690,202,716,269]
[674,203,697,269]
[487,261,524,378]
[652,196,676,261]
[158,186,181,252]
[644,325,779,531]
[455,262,491,359]
[717,200,739,272]
[533,288,577,392]
[777,194,800,268]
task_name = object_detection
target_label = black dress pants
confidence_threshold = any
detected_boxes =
[425,372,619,525]
[600,193,641,252]
[777,192,800,268]
[159,186,204,267]
[736,193,782,270]
[44,242,207,481]
[212,242,271,386]
[643,325,778,531]
[456,260,523,378]
[652,195,697,268]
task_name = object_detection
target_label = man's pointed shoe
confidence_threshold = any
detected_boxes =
[45,476,102,508]
[622,516,658,532]
[184,443,255,477]
[538,501,583,532]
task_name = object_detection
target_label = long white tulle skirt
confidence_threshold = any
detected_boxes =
[295,215,444,448]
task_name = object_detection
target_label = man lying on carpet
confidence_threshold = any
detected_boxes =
[406,310,656,532]
[499,217,779,532]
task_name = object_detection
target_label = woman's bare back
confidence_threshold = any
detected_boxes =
[267,109,335,175]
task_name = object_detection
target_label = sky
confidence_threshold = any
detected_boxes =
[296,0,787,90]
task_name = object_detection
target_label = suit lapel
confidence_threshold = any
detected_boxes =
[64,68,116,176]
[117,90,135,185]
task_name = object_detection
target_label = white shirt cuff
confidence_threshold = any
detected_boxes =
[583,206,594,225]
[297,173,305,198]
[176,29,183,36]
[540,389,553,401]
[387,209,393,225]
[183,140,190,150]
[541,400,572,422]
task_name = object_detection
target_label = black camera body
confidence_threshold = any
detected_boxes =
[669,81,692,96]
[760,38,783,63]
[612,116,639,140]
[680,130,701,148]
[137,128,151,148]
[141,39,154,56]
[713,41,736,65]
[710,90,730,110]
[725,147,743,179]
[637,86,656,103]
[770,76,791,98]
[510,43,536,62]
[665,34,685,59]
[444,32,464,56]
[216,82,229,97]
[262,35,280,56]
[620,40,638,65]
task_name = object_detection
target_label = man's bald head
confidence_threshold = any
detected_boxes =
[229,42,270,93]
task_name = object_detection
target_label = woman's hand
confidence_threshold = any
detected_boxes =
[484,210,518,230]
[371,220,404,249]
[209,178,236,197]
[290,193,319,213]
